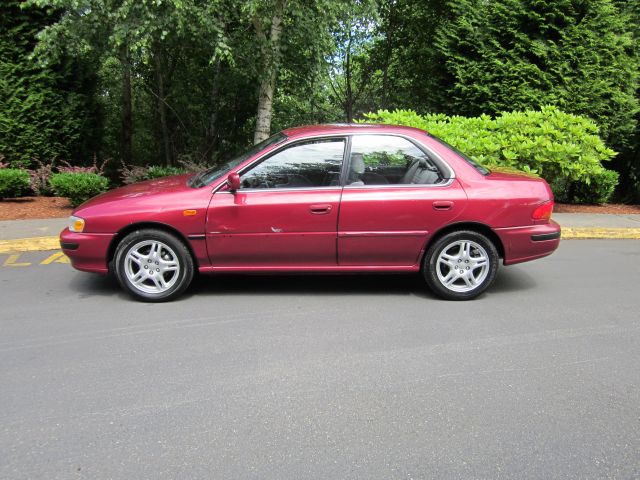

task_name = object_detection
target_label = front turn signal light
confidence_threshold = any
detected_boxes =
[532,201,554,221]
[69,215,85,233]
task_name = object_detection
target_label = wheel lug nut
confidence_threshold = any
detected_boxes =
[155,262,159,265]
[466,267,470,270]
[144,265,148,269]
[156,268,160,272]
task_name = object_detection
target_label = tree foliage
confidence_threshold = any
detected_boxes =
[1,0,639,201]
[0,0,99,167]
[434,0,639,151]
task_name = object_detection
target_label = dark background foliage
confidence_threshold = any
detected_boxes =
[1,0,639,201]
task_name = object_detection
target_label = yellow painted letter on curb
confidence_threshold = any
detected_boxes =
[40,252,70,265]
[3,254,31,267]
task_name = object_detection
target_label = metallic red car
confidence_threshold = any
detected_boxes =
[60,124,560,301]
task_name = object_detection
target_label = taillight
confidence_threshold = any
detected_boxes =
[532,201,554,221]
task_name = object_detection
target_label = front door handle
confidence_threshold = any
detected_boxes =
[433,201,454,211]
[309,204,332,215]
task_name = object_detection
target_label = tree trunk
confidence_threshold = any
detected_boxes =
[202,58,222,162]
[344,31,354,123]
[155,54,172,167]
[253,1,285,145]
[121,49,133,165]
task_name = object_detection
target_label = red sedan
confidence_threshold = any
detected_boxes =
[60,124,560,301]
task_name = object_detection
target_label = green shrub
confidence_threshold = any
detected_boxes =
[145,166,186,180]
[0,168,30,199]
[50,172,109,206]
[362,106,618,204]
[120,164,186,185]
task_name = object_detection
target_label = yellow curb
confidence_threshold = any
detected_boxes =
[561,228,640,239]
[0,236,60,253]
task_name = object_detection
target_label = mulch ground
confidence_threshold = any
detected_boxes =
[0,196,639,221]
[0,196,73,221]
[554,203,640,214]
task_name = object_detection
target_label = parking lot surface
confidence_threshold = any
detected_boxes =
[1,240,639,479]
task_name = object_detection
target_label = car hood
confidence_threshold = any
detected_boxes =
[75,174,193,211]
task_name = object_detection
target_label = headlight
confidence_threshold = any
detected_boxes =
[68,215,85,233]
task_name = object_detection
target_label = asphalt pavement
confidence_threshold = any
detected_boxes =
[1,240,639,479]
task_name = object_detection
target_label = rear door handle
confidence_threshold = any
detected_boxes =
[433,201,454,210]
[309,204,332,215]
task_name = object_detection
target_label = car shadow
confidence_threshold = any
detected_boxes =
[68,272,128,300]
[68,267,537,301]
[190,273,435,299]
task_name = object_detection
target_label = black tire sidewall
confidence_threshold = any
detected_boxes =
[423,230,499,300]
[114,229,194,302]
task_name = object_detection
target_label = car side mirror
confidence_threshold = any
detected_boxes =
[227,172,241,192]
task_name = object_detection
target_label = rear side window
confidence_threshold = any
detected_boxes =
[347,135,444,186]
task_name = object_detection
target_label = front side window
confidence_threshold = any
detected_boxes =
[241,138,345,189]
[347,135,444,186]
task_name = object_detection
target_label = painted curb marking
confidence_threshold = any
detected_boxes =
[560,228,640,240]
[0,236,60,253]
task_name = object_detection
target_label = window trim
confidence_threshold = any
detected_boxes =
[343,133,455,190]
[214,135,349,194]
[213,132,456,194]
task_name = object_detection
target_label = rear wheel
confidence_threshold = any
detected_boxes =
[114,229,194,302]
[423,230,498,300]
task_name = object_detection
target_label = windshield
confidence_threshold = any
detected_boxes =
[428,134,490,176]
[189,133,287,187]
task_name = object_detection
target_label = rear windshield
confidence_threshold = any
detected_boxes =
[429,135,490,176]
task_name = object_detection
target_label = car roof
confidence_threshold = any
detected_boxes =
[281,123,428,138]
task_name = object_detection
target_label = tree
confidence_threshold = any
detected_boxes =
[0,0,98,167]
[433,0,639,151]
[327,5,380,122]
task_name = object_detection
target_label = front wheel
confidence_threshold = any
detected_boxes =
[423,230,499,300]
[114,229,194,302]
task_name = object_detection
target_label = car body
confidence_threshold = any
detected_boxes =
[60,124,560,301]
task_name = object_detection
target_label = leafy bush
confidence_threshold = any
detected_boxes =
[145,166,186,179]
[0,168,30,199]
[50,172,109,206]
[28,160,54,196]
[362,106,618,204]
[120,163,186,185]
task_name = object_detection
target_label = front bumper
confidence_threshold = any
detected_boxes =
[495,220,561,265]
[59,228,114,274]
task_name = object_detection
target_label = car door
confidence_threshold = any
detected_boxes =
[338,134,467,266]
[206,137,346,268]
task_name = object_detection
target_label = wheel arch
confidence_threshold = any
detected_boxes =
[423,222,505,262]
[107,222,199,270]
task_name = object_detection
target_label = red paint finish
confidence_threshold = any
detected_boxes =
[338,180,468,266]
[206,188,341,267]
[61,124,560,282]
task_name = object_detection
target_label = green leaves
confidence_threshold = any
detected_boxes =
[0,168,31,198]
[50,172,109,206]
[364,106,618,203]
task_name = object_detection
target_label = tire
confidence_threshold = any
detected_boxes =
[114,229,194,302]
[423,230,499,300]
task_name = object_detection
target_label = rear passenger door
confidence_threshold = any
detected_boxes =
[337,134,467,266]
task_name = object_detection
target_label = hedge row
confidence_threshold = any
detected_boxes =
[363,106,618,204]
[0,164,188,206]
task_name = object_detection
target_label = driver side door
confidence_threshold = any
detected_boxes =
[206,137,346,269]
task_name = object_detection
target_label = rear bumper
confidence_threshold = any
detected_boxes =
[495,220,561,265]
[59,228,114,274]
